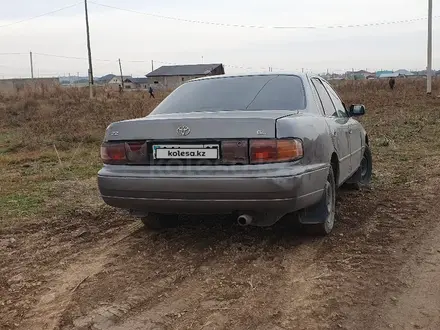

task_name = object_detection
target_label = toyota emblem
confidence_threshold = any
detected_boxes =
[176,125,191,136]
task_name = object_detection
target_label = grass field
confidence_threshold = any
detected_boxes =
[1,78,440,330]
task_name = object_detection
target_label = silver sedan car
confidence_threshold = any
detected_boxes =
[98,73,372,235]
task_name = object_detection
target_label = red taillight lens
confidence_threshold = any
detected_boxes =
[250,139,303,164]
[101,143,127,164]
[250,139,277,163]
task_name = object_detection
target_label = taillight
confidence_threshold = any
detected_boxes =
[250,139,303,164]
[100,143,127,164]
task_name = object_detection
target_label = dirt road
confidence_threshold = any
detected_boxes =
[1,175,439,330]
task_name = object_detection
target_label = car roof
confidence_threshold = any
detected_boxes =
[189,72,311,82]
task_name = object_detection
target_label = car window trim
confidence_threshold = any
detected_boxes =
[315,78,340,118]
[310,77,337,117]
[308,78,326,116]
[319,79,350,118]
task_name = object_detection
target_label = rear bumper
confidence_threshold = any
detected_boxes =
[97,164,329,215]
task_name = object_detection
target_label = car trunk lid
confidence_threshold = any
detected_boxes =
[105,110,296,141]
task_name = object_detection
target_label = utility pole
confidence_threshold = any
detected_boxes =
[118,58,124,89]
[427,0,433,94]
[84,0,94,99]
[29,51,34,79]
[151,60,154,72]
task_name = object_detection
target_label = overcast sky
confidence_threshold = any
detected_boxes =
[0,0,439,78]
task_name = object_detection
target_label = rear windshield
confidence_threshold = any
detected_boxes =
[150,75,306,114]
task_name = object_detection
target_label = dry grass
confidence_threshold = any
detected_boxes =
[0,87,169,152]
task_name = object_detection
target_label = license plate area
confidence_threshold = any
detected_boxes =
[153,144,220,160]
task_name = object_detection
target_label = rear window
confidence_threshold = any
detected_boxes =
[150,75,306,114]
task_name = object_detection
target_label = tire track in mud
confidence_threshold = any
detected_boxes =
[372,225,440,330]
[339,180,440,330]
[108,242,327,330]
[56,218,326,330]
[18,222,143,330]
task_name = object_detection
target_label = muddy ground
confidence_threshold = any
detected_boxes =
[1,83,440,329]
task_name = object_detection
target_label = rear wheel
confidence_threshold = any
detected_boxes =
[358,145,373,185]
[299,166,336,236]
[141,213,179,230]
[344,145,373,190]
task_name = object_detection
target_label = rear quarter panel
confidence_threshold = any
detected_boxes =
[277,114,334,167]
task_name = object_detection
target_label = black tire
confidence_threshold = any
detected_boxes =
[359,145,373,185]
[141,213,179,230]
[299,166,336,236]
[344,145,373,190]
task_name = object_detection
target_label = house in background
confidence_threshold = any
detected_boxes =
[145,63,225,89]
[108,75,132,86]
[124,77,149,89]
[375,70,394,78]
[378,72,400,79]
[96,74,116,85]
[378,70,416,79]
[345,70,375,80]
[394,69,415,77]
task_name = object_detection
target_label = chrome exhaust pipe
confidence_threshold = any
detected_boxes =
[237,214,253,226]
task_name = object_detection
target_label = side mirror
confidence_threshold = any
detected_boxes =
[349,104,366,117]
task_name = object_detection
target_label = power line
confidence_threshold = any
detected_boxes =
[0,2,82,29]
[0,52,274,73]
[32,52,113,62]
[89,1,440,30]
[0,52,28,55]
[0,1,436,31]
[88,1,300,29]
[1,50,437,77]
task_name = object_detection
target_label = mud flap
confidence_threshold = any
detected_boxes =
[345,166,362,184]
[297,190,328,225]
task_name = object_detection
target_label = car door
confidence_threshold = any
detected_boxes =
[321,80,363,171]
[310,78,352,184]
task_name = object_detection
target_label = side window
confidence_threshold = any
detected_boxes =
[311,78,337,117]
[309,81,325,115]
[321,80,348,118]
